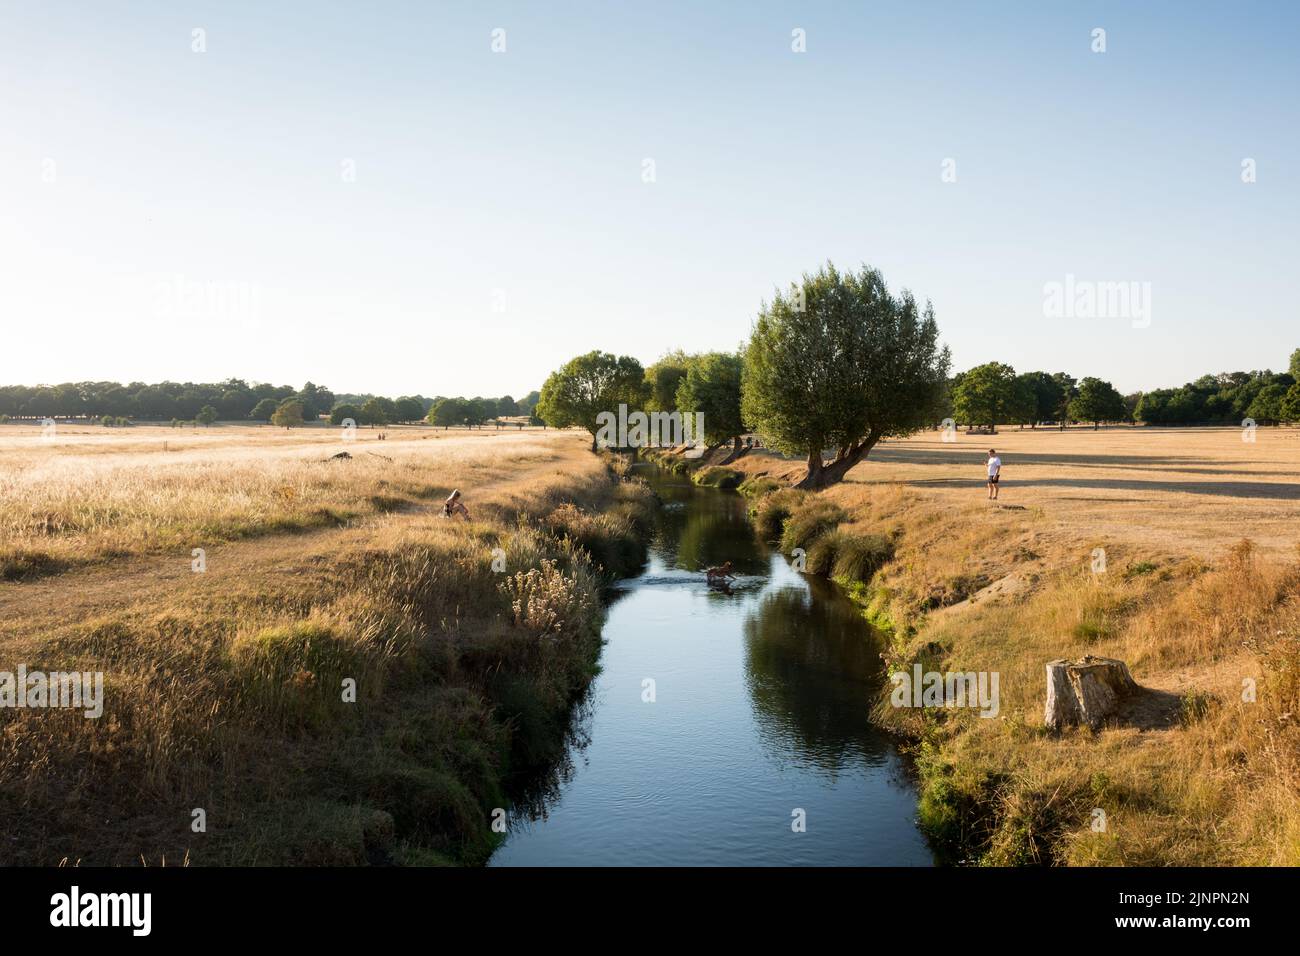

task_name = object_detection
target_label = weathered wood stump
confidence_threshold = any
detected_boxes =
[1044,655,1138,730]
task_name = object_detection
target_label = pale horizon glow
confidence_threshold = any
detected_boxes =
[2,1,1297,398]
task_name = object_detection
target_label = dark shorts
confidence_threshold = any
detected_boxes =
[988,475,999,484]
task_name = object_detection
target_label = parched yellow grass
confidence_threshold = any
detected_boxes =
[0,425,651,865]
[0,423,565,574]
[726,426,1300,865]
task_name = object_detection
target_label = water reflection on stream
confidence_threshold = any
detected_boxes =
[490,465,933,866]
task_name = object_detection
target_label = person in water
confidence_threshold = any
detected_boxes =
[706,561,736,585]
[443,489,470,520]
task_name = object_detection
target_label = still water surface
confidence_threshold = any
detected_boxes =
[490,465,933,866]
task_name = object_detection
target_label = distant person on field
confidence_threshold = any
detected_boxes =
[443,489,470,520]
[986,449,1002,500]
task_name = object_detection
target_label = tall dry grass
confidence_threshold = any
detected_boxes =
[0,427,653,865]
[0,426,565,578]
[749,478,1300,866]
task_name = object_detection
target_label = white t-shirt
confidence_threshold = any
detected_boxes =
[987,456,1002,477]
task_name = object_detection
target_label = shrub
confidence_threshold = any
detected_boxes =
[753,488,805,541]
[803,529,895,582]
[805,532,840,576]
[738,475,782,498]
[692,466,742,489]
[500,559,592,637]
[541,496,649,578]
[831,532,894,583]
[779,499,847,553]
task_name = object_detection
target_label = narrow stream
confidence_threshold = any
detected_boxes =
[490,464,933,866]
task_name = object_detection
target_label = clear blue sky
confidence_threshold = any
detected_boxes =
[2,1,1296,397]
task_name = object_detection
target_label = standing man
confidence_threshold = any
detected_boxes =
[986,449,1002,500]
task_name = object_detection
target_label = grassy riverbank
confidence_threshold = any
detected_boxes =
[655,434,1300,865]
[0,427,652,865]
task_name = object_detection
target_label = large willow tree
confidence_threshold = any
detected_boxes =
[536,350,647,451]
[741,263,950,488]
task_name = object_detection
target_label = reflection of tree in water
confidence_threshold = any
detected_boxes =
[742,579,890,776]
[665,490,765,574]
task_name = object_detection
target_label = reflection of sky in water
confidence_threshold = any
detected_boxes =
[491,469,932,866]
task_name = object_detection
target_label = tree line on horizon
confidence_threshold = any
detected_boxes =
[0,380,543,428]
[950,353,1300,431]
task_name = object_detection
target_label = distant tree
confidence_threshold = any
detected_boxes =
[675,352,745,454]
[360,397,395,426]
[1282,382,1300,422]
[1051,373,1078,425]
[464,398,494,427]
[952,362,1019,431]
[250,398,280,422]
[645,351,691,413]
[196,405,219,426]
[393,397,426,423]
[741,263,950,488]
[1290,348,1300,380]
[496,395,519,418]
[536,351,649,451]
[271,400,305,429]
[1015,371,1069,427]
[1245,383,1288,424]
[1123,392,1143,424]
[428,397,468,429]
[517,390,541,415]
[295,382,334,421]
[1007,374,1038,428]
[329,403,361,426]
[1069,377,1127,429]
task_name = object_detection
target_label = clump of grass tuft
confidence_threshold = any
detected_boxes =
[0,547,68,581]
[692,466,743,489]
[799,523,894,583]
[230,618,389,729]
[831,532,894,584]
[1124,560,1158,578]
[738,475,782,498]
[752,488,805,540]
[779,499,847,554]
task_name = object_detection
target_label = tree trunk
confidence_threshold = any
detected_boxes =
[719,435,745,465]
[796,435,878,489]
[1044,656,1138,730]
[796,450,825,489]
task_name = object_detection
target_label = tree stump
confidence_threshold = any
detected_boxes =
[1044,655,1138,730]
